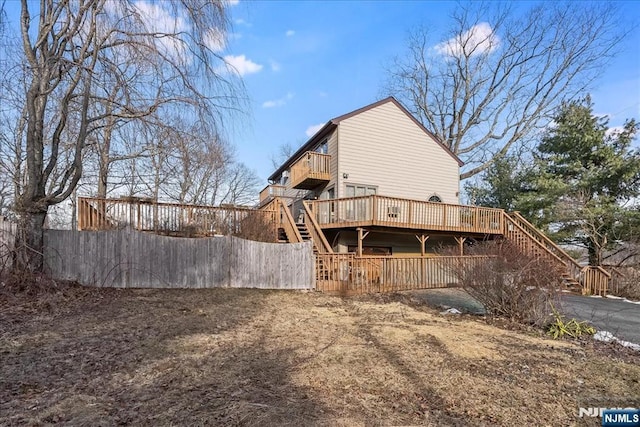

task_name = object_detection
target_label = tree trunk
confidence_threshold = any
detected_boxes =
[15,210,47,272]
[587,243,602,266]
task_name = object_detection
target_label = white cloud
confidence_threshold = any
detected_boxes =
[286,30,295,37]
[306,123,325,137]
[133,1,189,61]
[270,60,281,72]
[226,0,240,6]
[434,22,500,57]
[318,91,328,98]
[606,126,625,137]
[224,54,263,76]
[205,28,225,52]
[262,92,294,108]
[235,18,251,26]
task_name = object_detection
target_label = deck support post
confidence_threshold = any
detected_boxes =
[357,227,370,257]
[415,234,429,256]
[454,236,467,256]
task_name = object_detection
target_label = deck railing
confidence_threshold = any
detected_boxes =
[302,202,333,253]
[259,184,286,205]
[307,195,504,234]
[78,197,275,237]
[316,253,493,295]
[290,151,331,188]
[581,266,611,296]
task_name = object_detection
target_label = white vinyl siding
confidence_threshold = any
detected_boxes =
[337,102,460,203]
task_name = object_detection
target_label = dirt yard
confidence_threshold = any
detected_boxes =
[1,282,638,426]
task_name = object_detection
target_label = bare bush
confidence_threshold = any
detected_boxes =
[234,212,277,243]
[445,240,563,326]
[608,267,640,300]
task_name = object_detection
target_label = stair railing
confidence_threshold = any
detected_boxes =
[503,213,566,266]
[504,212,612,294]
[581,266,611,296]
[302,201,333,253]
[275,198,303,243]
[509,212,582,271]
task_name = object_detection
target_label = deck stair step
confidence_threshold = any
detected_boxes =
[277,227,288,243]
[561,273,582,293]
[296,223,312,241]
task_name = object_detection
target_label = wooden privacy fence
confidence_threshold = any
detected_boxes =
[0,216,17,271]
[77,197,276,238]
[315,254,492,295]
[44,229,314,289]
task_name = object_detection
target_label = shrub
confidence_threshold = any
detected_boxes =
[447,240,563,326]
[234,211,278,243]
[608,267,640,300]
[547,307,596,339]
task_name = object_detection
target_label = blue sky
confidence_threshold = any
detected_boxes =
[225,0,640,183]
[3,1,639,186]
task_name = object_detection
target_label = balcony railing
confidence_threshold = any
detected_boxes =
[259,184,286,205]
[290,151,331,189]
[305,195,504,235]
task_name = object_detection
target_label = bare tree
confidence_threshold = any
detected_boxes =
[386,2,625,179]
[165,116,232,205]
[4,0,242,270]
[270,142,296,170]
[221,163,261,206]
[114,114,259,207]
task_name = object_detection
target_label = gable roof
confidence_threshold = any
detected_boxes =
[268,97,463,182]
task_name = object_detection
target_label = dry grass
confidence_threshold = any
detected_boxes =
[1,282,638,426]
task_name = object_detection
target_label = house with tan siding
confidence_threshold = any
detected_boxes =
[260,97,501,256]
[75,96,602,294]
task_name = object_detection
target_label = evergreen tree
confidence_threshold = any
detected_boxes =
[465,155,526,211]
[525,96,640,265]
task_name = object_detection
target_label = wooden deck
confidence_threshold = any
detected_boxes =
[75,195,610,296]
[78,197,275,237]
[306,195,504,235]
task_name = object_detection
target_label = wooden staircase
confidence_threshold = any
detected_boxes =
[296,222,311,243]
[503,211,608,295]
[262,198,333,255]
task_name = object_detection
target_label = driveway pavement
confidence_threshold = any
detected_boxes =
[560,294,640,346]
[408,288,640,346]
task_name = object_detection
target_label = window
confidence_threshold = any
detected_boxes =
[428,194,442,203]
[326,187,335,199]
[345,184,377,197]
[344,184,376,221]
[315,140,328,154]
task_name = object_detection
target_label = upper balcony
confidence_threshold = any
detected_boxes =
[290,151,331,189]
